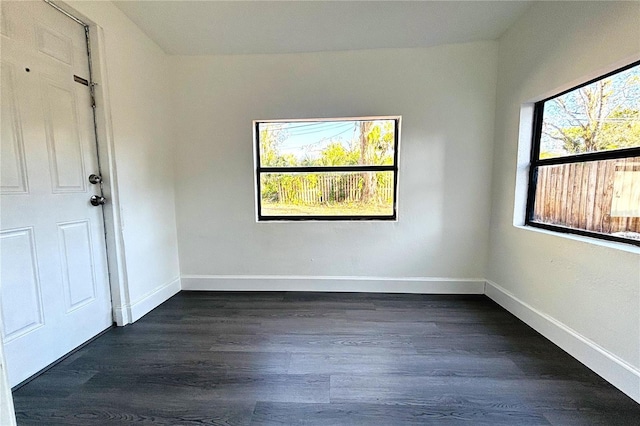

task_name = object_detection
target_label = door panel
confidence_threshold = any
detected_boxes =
[0,228,44,341]
[57,220,97,311]
[42,75,86,192]
[35,23,73,65]
[0,62,28,194]
[0,1,112,386]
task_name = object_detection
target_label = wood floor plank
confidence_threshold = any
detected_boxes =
[329,374,535,409]
[259,318,439,336]
[411,333,561,356]
[15,395,255,426]
[342,307,521,324]
[12,292,640,425]
[514,378,640,412]
[82,371,330,404]
[60,350,291,375]
[13,369,99,398]
[250,401,551,425]
[506,351,617,383]
[542,409,640,426]
[209,334,417,354]
[289,353,523,377]
[222,300,377,310]
[433,319,540,336]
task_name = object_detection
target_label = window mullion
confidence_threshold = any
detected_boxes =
[258,165,396,174]
[534,147,640,167]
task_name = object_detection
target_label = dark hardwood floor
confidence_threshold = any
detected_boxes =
[13,292,640,425]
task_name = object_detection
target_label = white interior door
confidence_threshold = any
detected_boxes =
[0,1,112,387]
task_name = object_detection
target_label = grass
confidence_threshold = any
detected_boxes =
[261,202,393,217]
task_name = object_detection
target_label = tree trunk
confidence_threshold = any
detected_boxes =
[359,121,374,203]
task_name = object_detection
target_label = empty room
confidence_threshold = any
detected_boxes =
[0,0,639,424]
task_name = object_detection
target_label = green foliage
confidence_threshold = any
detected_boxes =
[539,151,560,159]
[599,108,640,150]
[367,122,395,165]
[318,143,359,166]
[260,128,297,167]
[259,121,395,207]
[550,106,640,154]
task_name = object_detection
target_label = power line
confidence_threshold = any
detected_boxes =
[283,121,354,130]
[285,123,353,136]
[281,127,355,150]
[262,121,355,133]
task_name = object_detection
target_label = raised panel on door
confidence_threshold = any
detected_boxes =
[57,220,97,312]
[0,61,29,194]
[35,23,73,65]
[41,75,86,193]
[0,228,44,342]
[0,8,11,38]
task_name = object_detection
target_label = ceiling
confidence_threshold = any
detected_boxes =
[113,1,533,56]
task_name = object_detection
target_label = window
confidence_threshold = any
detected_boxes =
[526,61,640,246]
[254,117,400,221]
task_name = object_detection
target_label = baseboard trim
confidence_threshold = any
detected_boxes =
[485,280,640,403]
[181,275,485,294]
[113,277,181,324]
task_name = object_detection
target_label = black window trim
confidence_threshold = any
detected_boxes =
[254,117,401,221]
[525,60,640,247]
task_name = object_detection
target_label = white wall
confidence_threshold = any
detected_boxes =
[172,42,497,291]
[488,1,640,401]
[64,1,181,322]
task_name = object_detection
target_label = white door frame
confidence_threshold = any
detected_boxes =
[41,0,133,326]
[83,19,132,327]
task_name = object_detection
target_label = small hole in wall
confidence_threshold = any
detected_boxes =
[25,68,30,72]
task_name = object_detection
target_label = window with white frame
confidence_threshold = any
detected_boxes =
[254,117,400,221]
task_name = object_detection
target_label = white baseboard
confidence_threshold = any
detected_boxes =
[181,275,485,294]
[113,277,181,324]
[485,280,640,403]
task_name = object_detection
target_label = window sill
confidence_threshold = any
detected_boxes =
[514,224,640,255]
[256,218,400,223]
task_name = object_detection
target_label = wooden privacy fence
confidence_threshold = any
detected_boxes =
[533,157,640,234]
[274,173,394,205]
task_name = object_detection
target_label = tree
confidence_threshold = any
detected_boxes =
[599,108,640,149]
[259,125,296,167]
[359,121,375,202]
[542,70,640,156]
[358,121,396,202]
[366,121,395,164]
[259,125,296,202]
[318,142,359,166]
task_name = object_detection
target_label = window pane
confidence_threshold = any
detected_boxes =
[260,171,395,217]
[539,64,640,159]
[532,157,640,241]
[258,119,396,167]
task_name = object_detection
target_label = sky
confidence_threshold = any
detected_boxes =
[261,121,361,162]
